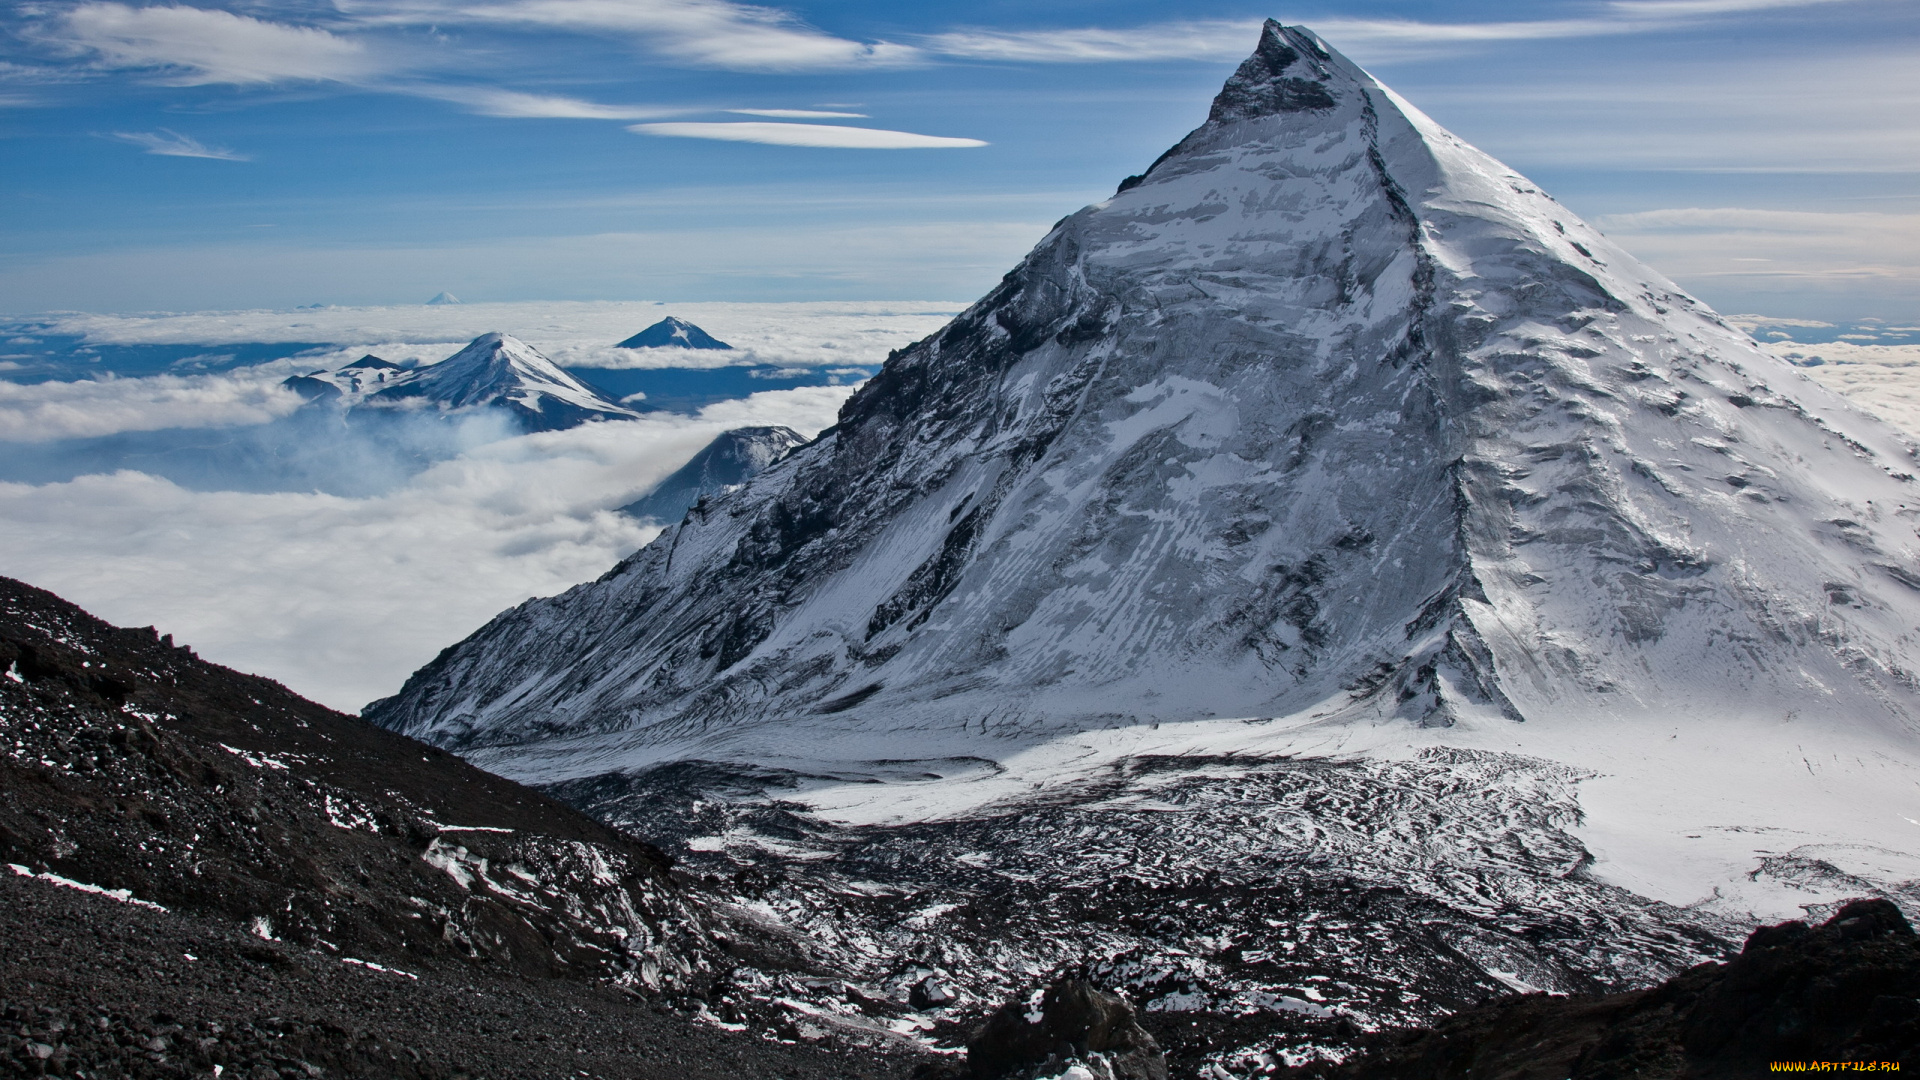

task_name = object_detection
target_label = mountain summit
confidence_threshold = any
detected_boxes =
[620,426,807,522]
[368,25,1920,913]
[347,332,642,431]
[616,317,732,350]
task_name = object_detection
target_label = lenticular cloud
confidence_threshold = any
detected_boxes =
[629,121,986,149]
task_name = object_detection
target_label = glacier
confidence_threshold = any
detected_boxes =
[366,22,1920,1042]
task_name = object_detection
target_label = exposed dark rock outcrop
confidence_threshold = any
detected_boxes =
[1308,899,1920,1079]
[964,981,1168,1080]
[0,573,943,1076]
[0,573,707,989]
[1,867,904,1080]
[280,373,342,401]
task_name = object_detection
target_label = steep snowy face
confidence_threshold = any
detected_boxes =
[361,332,642,431]
[368,24,1920,770]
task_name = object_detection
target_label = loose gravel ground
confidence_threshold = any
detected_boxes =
[2,869,909,1079]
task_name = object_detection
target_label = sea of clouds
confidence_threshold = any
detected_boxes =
[0,385,855,713]
[0,301,963,712]
[32,299,964,370]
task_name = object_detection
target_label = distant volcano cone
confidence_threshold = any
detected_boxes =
[358,332,642,432]
[616,317,732,350]
[425,292,461,306]
[621,426,808,522]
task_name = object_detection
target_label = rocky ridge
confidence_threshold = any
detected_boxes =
[0,573,919,1077]
[1306,899,1918,1078]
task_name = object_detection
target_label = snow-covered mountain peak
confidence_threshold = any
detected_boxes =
[363,332,643,430]
[368,26,1920,900]
[284,333,643,432]
[1205,21,1340,123]
[405,332,569,405]
[620,425,808,522]
[616,317,732,351]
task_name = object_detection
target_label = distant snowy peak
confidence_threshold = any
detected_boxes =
[616,317,732,351]
[370,23,1920,775]
[289,333,643,432]
[365,332,642,431]
[620,426,808,522]
[425,292,461,306]
[284,353,406,399]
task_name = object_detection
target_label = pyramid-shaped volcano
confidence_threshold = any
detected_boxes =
[360,332,643,431]
[616,317,732,350]
[369,26,1920,858]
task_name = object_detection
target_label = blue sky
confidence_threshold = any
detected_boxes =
[1,0,1916,320]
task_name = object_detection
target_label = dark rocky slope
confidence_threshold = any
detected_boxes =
[0,574,911,1077]
[1302,899,1918,1079]
[1,868,898,1080]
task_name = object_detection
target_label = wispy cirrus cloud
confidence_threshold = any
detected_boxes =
[917,16,1626,65]
[42,2,377,84]
[1608,0,1869,16]
[727,108,867,119]
[1598,208,1920,287]
[335,0,919,72]
[406,86,685,120]
[918,0,1887,64]
[630,121,985,148]
[921,20,1260,62]
[107,128,250,160]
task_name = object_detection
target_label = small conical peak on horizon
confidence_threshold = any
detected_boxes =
[615,316,732,351]
[425,291,461,306]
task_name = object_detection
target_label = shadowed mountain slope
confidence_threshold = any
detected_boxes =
[1305,899,1917,1079]
[0,573,923,1076]
[0,572,707,987]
